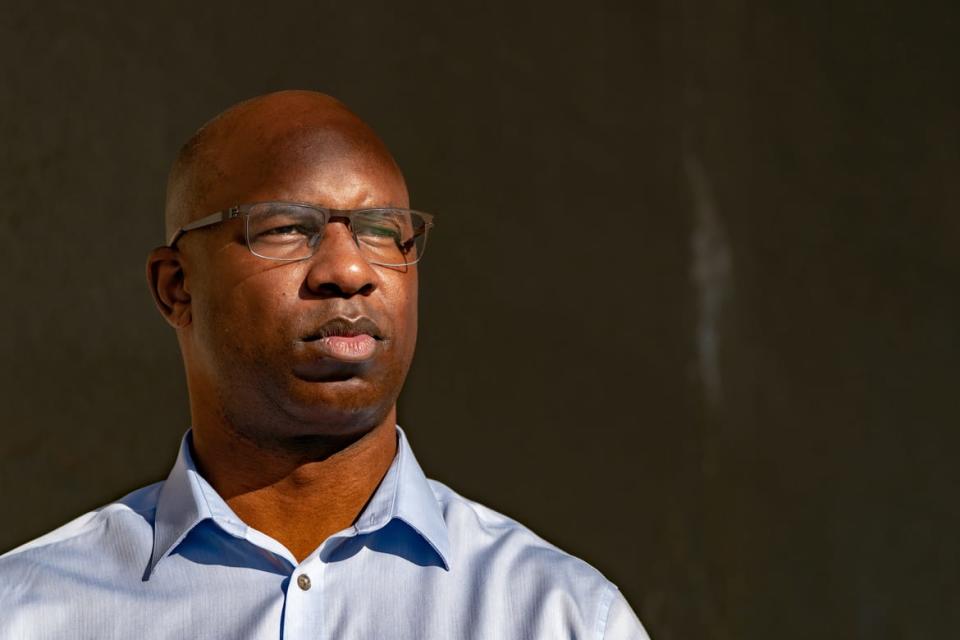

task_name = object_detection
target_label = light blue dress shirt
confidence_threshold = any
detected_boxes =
[0,427,648,639]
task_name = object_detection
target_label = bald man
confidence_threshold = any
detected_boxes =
[0,91,650,639]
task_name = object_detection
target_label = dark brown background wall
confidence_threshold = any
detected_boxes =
[1,1,957,638]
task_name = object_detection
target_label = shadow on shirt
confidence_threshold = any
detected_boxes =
[172,518,445,574]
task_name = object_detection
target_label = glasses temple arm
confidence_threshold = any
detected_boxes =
[167,208,239,247]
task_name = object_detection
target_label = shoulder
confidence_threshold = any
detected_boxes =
[429,478,605,576]
[428,479,642,638]
[0,482,161,599]
[1,482,161,560]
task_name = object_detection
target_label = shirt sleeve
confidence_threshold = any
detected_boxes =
[601,587,651,640]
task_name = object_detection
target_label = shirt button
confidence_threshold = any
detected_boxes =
[297,574,312,591]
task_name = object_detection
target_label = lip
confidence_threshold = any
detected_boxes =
[299,316,385,365]
[305,334,379,362]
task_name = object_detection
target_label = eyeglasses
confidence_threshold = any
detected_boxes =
[168,202,435,267]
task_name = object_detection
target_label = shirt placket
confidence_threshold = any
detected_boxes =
[282,553,324,640]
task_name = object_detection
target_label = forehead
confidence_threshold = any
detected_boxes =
[199,127,409,216]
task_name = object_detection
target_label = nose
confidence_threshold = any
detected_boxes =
[303,220,378,298]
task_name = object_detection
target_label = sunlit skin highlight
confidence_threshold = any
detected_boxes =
[146,91,418,561]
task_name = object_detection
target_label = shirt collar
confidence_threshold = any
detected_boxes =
[147,426,449,577]
[353,426,450,569]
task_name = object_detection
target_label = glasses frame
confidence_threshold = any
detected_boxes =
[167,202,435,267]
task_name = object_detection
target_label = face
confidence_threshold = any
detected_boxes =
[174,132,417,445]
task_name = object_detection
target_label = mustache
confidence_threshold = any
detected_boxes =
[302,316,385,341]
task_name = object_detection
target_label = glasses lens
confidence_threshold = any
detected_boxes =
[353,209,430,266]
[247,203,323,260]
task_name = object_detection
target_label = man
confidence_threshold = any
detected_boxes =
[0,90,649,639]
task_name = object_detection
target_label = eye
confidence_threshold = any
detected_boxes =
[263,224,314,236]
[354,211,410,247]
[358,224,402,241]
[251,218,321,245]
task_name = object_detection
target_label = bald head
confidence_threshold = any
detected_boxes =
[164,90,408,241]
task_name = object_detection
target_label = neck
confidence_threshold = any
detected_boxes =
[190,414,398,563]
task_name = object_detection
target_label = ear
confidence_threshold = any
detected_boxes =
[146,246,192,329]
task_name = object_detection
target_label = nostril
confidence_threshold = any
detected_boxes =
[311,281,375,299]
[356,282,375,296]
[314,282,346,298]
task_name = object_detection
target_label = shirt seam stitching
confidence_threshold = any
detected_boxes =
[1,505,154,561]
[595,582,618,640]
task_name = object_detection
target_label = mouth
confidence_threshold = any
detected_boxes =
[303,316,384,341]
[301,317,384,363]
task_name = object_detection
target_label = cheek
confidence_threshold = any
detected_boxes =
[195,268,298,364]
[391,274,419,360]
[408,282,419,346]
[233,275,299,343]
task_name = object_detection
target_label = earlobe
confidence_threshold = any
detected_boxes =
[146,247,192,329]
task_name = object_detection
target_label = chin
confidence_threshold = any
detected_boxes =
[280,376,398,432]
